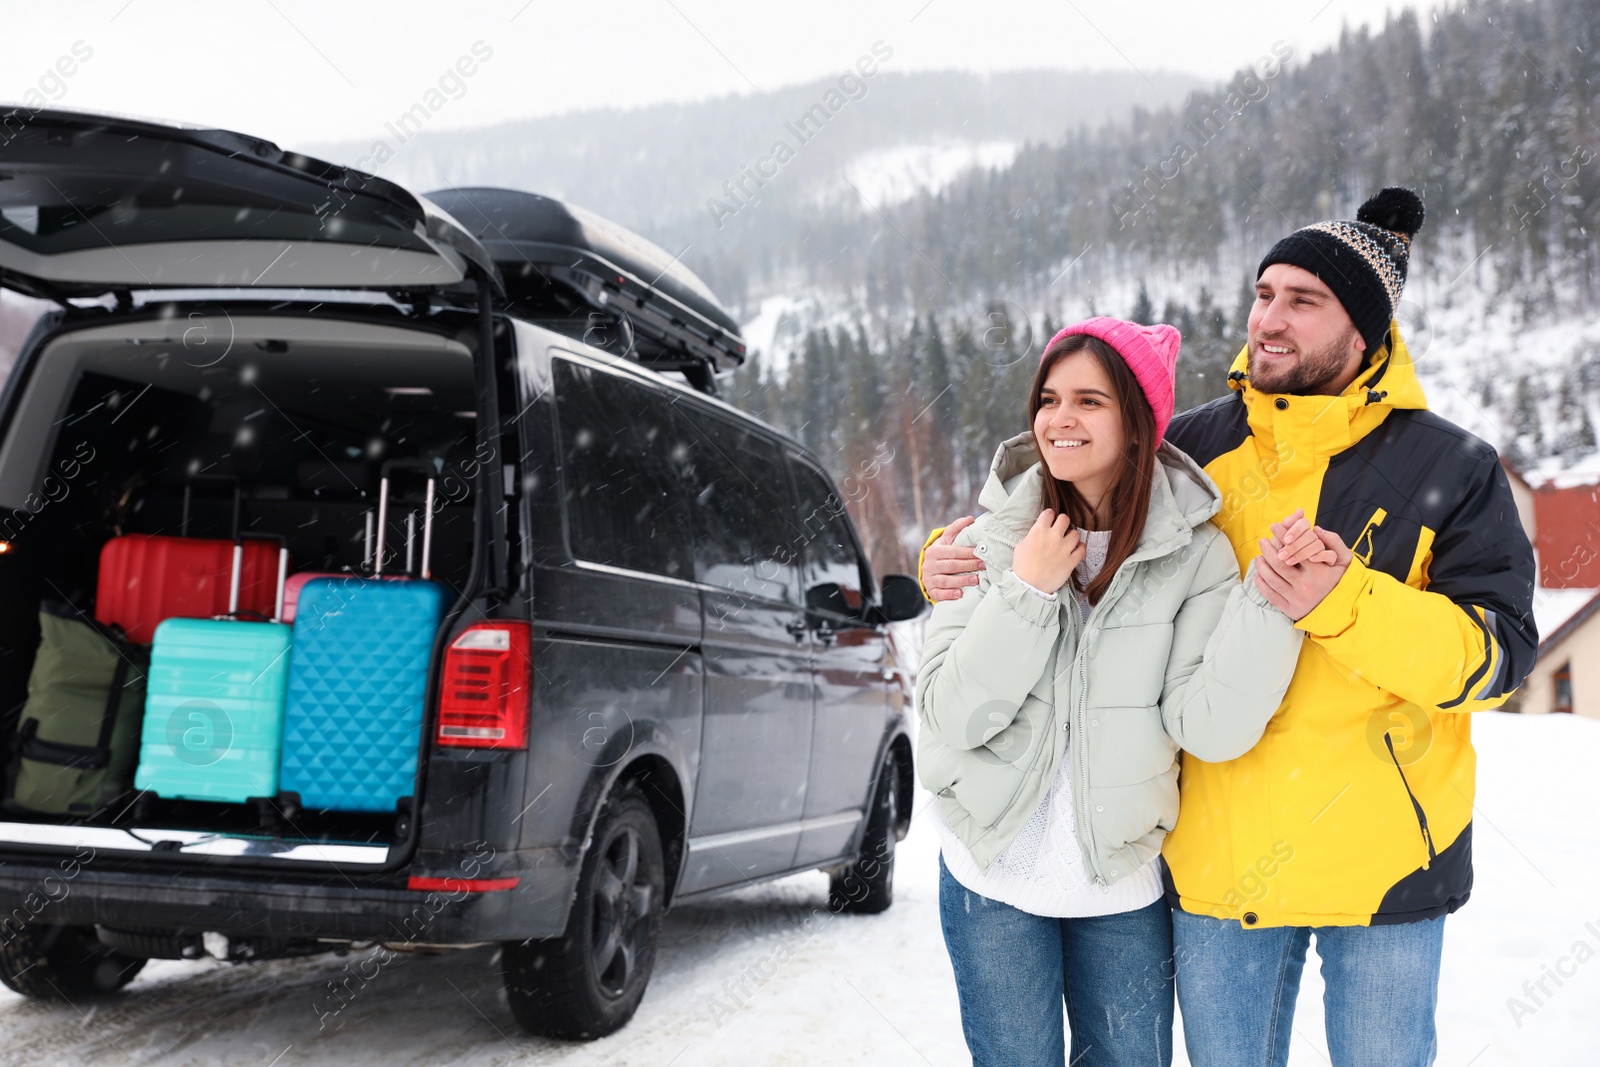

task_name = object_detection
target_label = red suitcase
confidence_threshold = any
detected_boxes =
[94,480,283,646]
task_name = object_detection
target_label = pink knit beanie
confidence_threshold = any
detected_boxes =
[1043,317,1182,443]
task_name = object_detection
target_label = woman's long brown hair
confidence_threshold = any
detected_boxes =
[1027,334,1158,605]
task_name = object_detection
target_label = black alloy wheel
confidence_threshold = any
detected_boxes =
[589,811,654,999]
[828,755,899,914]
[502,779,664,1039]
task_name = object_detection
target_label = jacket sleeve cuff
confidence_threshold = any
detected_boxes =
[996,567,1061,628]
[1240,557,1276,610]
[1011,572,1061,602]
[1295,556,1374,638]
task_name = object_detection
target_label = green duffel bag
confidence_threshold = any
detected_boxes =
[5,602,148,818]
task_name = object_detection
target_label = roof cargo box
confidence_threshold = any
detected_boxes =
[426,188,742,393]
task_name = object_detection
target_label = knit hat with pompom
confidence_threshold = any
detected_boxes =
[1256,186,1426,357]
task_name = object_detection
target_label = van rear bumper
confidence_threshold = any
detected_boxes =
[0,846,580,944]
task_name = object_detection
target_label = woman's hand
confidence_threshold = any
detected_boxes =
[1254,524,1353,620]
[1272,508,1340,566]
[1011,509,1086,594]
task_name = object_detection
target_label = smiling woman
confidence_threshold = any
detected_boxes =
[915,315,1310,1066]
[1026,332,1156,605]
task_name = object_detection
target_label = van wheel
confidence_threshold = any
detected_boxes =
[829,756,898,915]
[0,923,145,1000]
[502,780,664,1039]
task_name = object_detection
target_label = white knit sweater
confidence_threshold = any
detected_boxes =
[933,528,1165,917]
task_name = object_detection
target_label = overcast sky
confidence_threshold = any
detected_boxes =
[5,0,1424,152]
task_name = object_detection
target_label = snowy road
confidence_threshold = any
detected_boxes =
[0,711,1595,1066]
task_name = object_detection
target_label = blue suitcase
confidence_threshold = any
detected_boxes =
[279,463,446,813]
[135,535,292,803]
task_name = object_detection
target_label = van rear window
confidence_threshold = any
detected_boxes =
[553,360,693,580]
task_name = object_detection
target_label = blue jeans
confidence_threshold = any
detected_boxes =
[1172,909,1446,1067]
[938,857,1174,1067]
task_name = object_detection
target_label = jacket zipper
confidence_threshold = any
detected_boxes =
[1383,733,1436,866]
[1073,567,1132,886]
[970,527,1062,842]
[987,513,1189,880]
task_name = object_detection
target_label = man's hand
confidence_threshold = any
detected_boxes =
[1254,525,1353,620]
[1012,509,1086,595]
[922,516,984,602]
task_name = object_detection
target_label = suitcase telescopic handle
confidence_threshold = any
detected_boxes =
[182,474,243,540]
[375,460,437,580]
[227,534,290,621]
[183,477,287,621]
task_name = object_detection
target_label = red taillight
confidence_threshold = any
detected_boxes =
[436,621,530,749]
[406,876,519,893]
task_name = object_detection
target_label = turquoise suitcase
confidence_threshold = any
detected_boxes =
[135,538,292,803]
[279,463,444,812]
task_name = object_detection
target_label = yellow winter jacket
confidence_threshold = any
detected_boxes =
[1158,326,1537,927]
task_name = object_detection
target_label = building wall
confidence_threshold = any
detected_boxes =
[1534,483,1600,588]
[1505,464,1537,547]
[1520,614,1600,719]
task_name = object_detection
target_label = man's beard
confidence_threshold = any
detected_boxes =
[1248,326,1358,395]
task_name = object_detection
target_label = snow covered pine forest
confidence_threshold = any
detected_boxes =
[712,0,1600,576]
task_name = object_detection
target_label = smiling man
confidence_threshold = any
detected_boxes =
[919,188,1538,1067]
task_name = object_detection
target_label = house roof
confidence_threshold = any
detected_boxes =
[1525,452,1600,492]
[1539,587,1600,657]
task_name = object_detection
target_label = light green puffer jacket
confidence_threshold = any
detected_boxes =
[916,432,1302,886]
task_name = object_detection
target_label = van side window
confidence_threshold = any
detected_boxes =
[678,409,797,604]
[788,459,873,612]
[553,359,693,580]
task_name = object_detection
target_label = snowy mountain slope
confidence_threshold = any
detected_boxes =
[834,139,1020,208]
[306,68,1200,235]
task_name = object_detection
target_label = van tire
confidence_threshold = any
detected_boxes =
[502,780,664,1039]
[828,756,898,915]
[0,923,145,1000]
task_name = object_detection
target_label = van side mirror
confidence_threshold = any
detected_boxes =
[878,574,927,623]
[805,582,851,616]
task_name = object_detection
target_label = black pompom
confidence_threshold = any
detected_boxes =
[1356,187,1426,239]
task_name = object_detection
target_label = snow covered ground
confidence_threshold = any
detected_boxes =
[0,711,1594,1065]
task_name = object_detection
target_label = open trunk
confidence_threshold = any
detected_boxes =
[0,306,490,863]
[0,109,510,870]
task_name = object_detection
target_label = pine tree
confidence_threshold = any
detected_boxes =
[1233,283,1256,339]
[1130,282,1155,326]
[1558,377,1579,431]
[729,349,772,422]
[1513,375,1543,454]
[1574,407,1597,457]
[920,316,957,517]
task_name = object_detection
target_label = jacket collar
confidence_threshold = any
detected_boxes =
[1226,323,1429,461]
[976,431,1220,561]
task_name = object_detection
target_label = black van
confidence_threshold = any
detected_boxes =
[0,111,923,1039]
